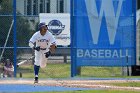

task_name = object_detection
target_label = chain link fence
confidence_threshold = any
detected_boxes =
[0,0,71,78]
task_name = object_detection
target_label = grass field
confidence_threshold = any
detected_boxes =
[17,63,70,78]
[101,82,140,87]
[16,63,140,78]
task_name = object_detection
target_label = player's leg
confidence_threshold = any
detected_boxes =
[34,65,40,83]
[40,50,48,68]
[34,51,41,83]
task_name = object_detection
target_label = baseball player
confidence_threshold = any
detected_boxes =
[29,22,56,83]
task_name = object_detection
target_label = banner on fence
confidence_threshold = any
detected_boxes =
[71,0,136,68]
[39,13,70,46]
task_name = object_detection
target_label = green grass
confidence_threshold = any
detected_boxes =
[16,63,140,78]
[17,63,70,78]
[105,82,140,87]
[80,66,122,77]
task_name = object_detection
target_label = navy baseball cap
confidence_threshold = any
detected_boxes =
[38,22,46,30]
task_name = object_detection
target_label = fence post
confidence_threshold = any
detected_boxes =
[126,56,129,76]
[64,55,67,63]
[13,0,17,77]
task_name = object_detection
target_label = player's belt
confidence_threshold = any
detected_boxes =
[40,48,46,50]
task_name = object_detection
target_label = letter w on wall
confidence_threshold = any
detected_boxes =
[85,0,124,45]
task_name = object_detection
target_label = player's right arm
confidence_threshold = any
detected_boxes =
[29,32,40,51]
[29,32,36,48]
[29,41,34,48]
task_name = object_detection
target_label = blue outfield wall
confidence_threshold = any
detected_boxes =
[71,0,136,76]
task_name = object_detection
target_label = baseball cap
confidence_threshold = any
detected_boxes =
[38,22,46,30]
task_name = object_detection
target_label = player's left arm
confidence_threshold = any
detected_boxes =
[49,35,57,52]
[50,42,57,52]
[44,34,57,58]
[44,42,56,58]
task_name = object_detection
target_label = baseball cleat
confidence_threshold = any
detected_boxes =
[34,77,38,83]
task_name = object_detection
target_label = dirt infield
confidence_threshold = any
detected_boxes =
[0,78,140,91]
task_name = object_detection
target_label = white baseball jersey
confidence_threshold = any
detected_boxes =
[29,31,56,67]
[29,31,56,52]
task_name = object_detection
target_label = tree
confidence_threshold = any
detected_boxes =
[0,0,12,15]
[0,0,33,60]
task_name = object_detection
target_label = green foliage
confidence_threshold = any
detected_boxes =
[0,16,13,47]
[0,0,12,14]
[16,16,33,46]
[0,0,2,3]
[0,0,34,60]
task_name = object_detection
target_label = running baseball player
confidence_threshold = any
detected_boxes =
[29,22,57,83]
